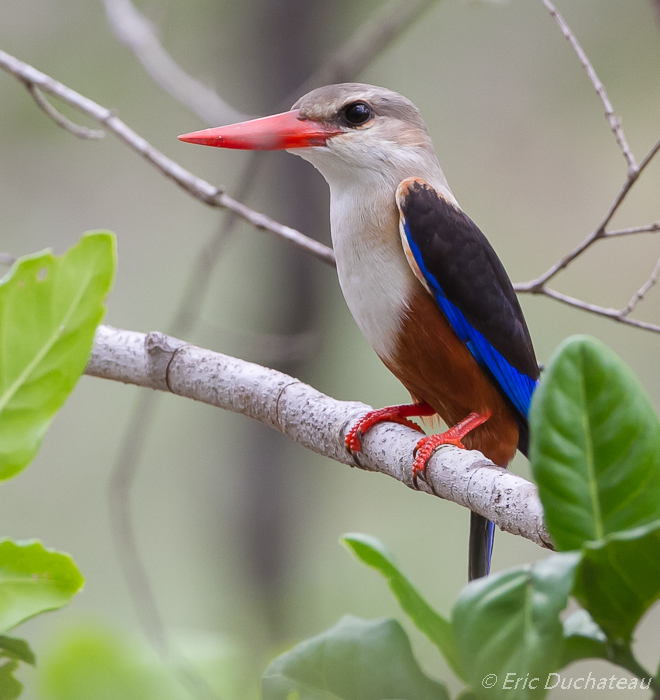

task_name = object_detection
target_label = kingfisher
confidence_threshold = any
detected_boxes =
[178,84,539,580]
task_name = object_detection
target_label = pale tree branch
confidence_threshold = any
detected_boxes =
[102,0,249,126]
[621,256,660,318]
[22,81,105,139]
[515,137,660,295]
[604,222,660,238]
[540,0,636,174]
[518,286,660,334]
[86,325,552,550]
[0,48,335,267]
[103,0,442,123]
[511,1,660,330]
[514,133,660,330]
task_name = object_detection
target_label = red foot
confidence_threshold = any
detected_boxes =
[412,411,492,488]
[345,402,435,456]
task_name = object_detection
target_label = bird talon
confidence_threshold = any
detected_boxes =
[345,428,362,456]
[179,88,539,583]
[412,464,428,490]
[344,402,435,460]
[410,412,492,488]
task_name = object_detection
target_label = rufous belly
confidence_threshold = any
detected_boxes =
[380,285,520,467]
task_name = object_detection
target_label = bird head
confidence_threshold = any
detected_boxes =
[178,83,444,190]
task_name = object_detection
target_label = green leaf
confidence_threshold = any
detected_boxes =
[341,533,463,680]
[0,637,35,666]
[0,661,22,700]
[0,231,116,480]
[530,335,660,550]
[262,616,449,700]
[560,610,608,667]
[456,693,479,700]
[0,637,35,700]
[452,552,580,699]
[572,520,660,643]
[0,539,84,631]
[38,625,185,700]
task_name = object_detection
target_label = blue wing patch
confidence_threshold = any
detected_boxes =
[401,218,537,419]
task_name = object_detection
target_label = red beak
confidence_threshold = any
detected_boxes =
[178,109,341,151]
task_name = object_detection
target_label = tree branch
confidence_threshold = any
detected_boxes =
[86,325,552,550]
[516,140,660,295]
[541,0,636,174]
[102,0,249,126]
[621,256,660,318]
[516,285,660,333]
[2,41,659,331]
[22,81,105,139]
[513,135,660,331]
[604,222,660,238]
[0,49,335,267]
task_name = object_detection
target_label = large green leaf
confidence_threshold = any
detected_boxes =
[530,335,660,550]
[262,616,449,700]
[560,610,608,667]
[342,533,463,680]
[0,231,116,480]
[572,520,660,643]
[452,552,579,700]
[38,625,186,700]
[0,540,84,631]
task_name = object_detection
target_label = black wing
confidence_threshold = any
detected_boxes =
[396,177,539,421]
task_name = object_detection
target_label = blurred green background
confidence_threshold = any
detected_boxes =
[1,0,660,696]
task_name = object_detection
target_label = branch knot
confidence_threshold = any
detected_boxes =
[145,331,187,391]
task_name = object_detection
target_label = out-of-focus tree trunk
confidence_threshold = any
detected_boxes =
[234,0,342,644]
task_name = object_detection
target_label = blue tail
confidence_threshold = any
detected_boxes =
[469,513,495,581]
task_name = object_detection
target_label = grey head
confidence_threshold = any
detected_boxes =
[289,83,447,193]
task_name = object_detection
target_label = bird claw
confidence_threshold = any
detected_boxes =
[344,404,429,460]
[345,424,365,456]
[412,433,466,488]
[410,411,491,489]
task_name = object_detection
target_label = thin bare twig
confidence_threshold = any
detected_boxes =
[541,0,636,174]
[102,0,249,126]
[0,49,335,267]
[604,222,660,238]
[4,16,660,338]
[22,82,105,139]
[515,136,660,297]
[519,285,660,333]
[621,256,660,317]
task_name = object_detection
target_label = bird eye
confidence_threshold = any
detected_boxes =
[342,102,372,126]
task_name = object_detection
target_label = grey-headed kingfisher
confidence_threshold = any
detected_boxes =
[178,84,540,581]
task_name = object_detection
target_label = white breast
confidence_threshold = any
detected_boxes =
[291,137,453,363]
[329,185,415,361]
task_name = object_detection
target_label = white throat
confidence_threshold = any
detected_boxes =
[293,143,455,360]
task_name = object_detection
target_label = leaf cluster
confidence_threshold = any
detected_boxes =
[0,232,116,697]
[262,336,660,699]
